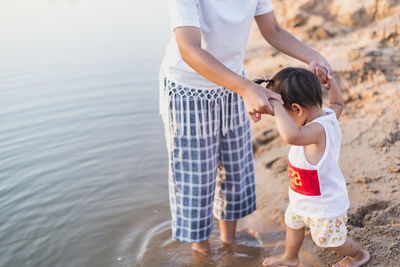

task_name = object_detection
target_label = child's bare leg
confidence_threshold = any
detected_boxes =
[263,227,304,266]
[219,220,237,244]
[192,240,211,254]
[331,238,370,267]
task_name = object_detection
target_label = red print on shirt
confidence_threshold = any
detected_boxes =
[288,161,321,196]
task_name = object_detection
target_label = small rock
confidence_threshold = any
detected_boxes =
[380,130,400,149]
[256,129,278,145]
[265,158,279,169]
[388,164,400,173]
[389,130,400,144]
[271,157,288,174]
[308,26,336,40]
[344,92,362,103]
[354,177,368,184]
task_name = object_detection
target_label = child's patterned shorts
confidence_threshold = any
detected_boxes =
[160,79,256,243]
[285,205,348,247]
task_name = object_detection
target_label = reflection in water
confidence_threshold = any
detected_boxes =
[0,0,172,266]
[137,220,265,267]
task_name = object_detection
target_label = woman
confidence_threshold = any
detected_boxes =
[159,0,332,253]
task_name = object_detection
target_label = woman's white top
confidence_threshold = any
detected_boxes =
[160,0,274,89]
[288,108,349,218]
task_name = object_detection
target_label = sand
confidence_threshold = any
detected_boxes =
[238,0,400,266]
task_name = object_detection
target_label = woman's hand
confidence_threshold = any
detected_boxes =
[241,82,283,122]
[255,12,333,90]
[309,54,332,89]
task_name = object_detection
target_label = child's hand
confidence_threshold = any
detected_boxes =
[316,66,331,90]
[325,75,339,91]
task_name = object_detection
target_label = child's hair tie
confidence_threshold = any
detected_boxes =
[252,78,273,86]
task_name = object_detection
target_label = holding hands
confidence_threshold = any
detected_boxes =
[244,53,333,123]
[242,82,283,122]
[309,53,333,89]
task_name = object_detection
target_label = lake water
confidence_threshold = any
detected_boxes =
[0,1,264,266]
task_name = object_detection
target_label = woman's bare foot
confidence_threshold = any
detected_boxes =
[263,254,300,266]
[332,249,370,267]
[219,242,262,257]
[192,240,211,254]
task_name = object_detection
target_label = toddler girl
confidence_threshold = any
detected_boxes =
[257,67,370,267]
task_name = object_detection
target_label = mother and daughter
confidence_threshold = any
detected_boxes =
[159,0,370,266]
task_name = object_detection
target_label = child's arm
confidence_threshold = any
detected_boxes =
[327,77,344,119]
[271,100,325,146]
[318,69,344,119]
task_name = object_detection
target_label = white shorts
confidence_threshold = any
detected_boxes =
[285,205,348,247]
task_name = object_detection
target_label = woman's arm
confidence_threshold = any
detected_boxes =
[174,26,283,121]
[270,100,325,146]
[255,12,332,81]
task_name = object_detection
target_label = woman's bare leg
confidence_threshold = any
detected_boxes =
[219,220,237,244]
[192,220,237,253]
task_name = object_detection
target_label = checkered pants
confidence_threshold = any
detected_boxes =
[160,78,256,243]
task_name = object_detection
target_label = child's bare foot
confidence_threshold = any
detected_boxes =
[263,254,300,266]
[332,249,370,267]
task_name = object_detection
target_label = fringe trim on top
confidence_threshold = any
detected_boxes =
[159,72,248,139]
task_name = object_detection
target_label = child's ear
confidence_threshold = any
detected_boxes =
[291,103,304,117]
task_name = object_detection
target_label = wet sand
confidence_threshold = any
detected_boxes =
[238,0,400,266]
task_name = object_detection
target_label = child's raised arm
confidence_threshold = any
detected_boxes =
[319,69,344,119]
[271,100,325,146]
[328,77,344,119]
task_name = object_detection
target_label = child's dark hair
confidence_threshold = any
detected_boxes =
[254,67,322,110]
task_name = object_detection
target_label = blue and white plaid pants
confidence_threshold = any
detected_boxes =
[160,78,256,243]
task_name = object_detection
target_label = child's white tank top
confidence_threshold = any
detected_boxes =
[288,108,349,218]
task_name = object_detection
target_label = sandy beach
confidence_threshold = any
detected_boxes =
[238,0,400,266]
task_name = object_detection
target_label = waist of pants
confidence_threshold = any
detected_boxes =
[159,76,248,139]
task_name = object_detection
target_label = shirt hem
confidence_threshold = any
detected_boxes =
[171,21,200,31]
[254,6,274,17]
[160,66,246,90]
[288,203,349,219]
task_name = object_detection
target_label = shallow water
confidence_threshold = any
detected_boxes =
[0,1,264,266]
